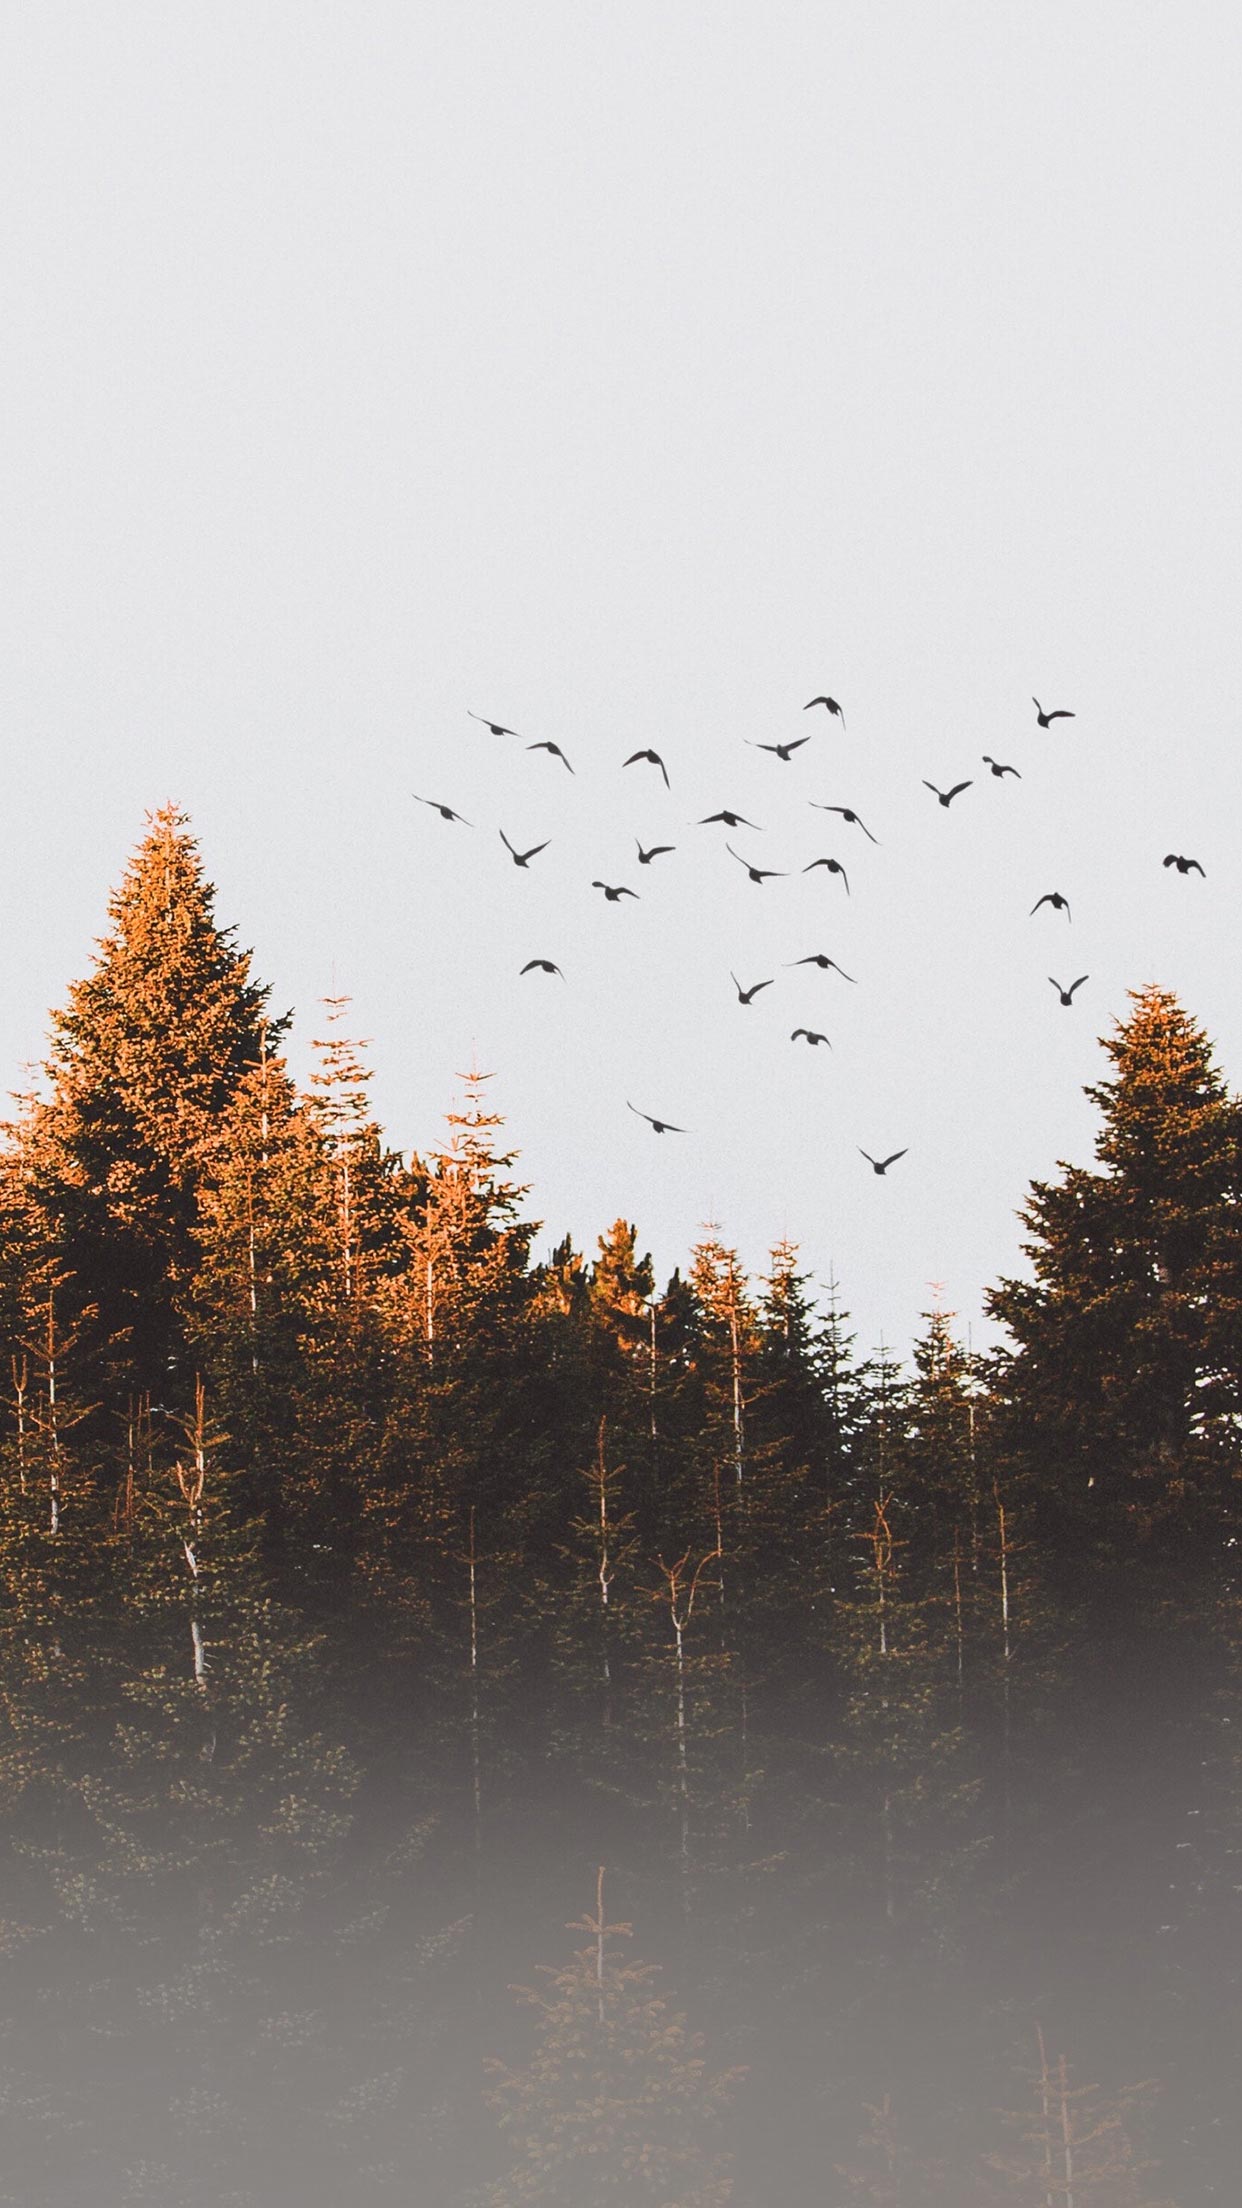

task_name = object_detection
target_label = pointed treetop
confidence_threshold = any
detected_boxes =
[1088,984,1226,1176]
[47,803,275,1151]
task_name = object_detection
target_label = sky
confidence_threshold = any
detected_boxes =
[0,3,1238,1357]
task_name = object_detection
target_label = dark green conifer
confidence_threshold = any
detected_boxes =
[989,985,1242,1529]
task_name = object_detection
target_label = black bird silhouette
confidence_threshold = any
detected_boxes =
[1049,975,1088,1006]
[803,857,850,894]
[860,1148,907,1175]
[1033,698,1075,727]
[804,696,846,728]
[623,749,671,788]
[528,740,574,773]
[791,1028,831,1047]
[1030,891,1071,920]
[810,803,878,842]
[592,881,639,902]
[500,829,550,868]
[470,711,524,737]
[1163,853,1206,876]
[521,959,564,979]
[636,838,676,865]
[982,756,1021,778]
[731,973,773,1004]
[700,809,760,829]
[923,779,972,808]
[749,736,811,762]
[785,954,856,981]
[413,795,473,824]
[628,1102,686,1134]
[726,843,785,884]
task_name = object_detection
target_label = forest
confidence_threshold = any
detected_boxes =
[0,805,1236,2206]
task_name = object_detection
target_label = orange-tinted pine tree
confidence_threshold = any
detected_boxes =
[6,806,276,1405]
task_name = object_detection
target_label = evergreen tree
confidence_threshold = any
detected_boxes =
[8,806,277,1403]
[906,1304,984,1589]
[989,986,1242,1529]
[484,1871,742,2205]
[984,2032,1171,2205]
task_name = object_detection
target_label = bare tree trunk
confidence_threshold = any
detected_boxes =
[1035,2024,1057,2208]
[466,1505,482,1850]
[44,1298,63,1537]
[175,1378,211,1693]
[655,1547,720,1876]
[729,1303,745,1490]
[952,1524,966,1702]
[10,1354,27,1497]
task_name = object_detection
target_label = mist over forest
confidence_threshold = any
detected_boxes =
[0,808,1236,2205]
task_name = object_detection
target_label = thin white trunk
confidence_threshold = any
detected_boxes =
[466,1507,482,1842]
[952,1528,965,1695]
[593,1866,607,2025]
[11,1354,27,1498]
[1057,2053,1076,2208]
[46,1307,60,1537]
[1035,2026,1056,2208]
[729,1303,744,1489]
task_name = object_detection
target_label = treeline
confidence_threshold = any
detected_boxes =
[0,806,1236,2205]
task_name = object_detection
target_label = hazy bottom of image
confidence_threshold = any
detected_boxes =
[0,1579,1234,2208]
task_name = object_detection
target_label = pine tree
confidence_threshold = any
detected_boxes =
[8,807,277,1404]
[484,1870,742,2205]
[984,2030,1171,2205]
[906,1304,986,1590]
[989,986,1242,1530]
[753,1244,830,1475]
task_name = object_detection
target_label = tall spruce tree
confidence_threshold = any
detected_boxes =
[988,986,1242,1530]
[8,807,277,1406]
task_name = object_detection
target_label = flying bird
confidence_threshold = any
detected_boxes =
[860,1148,907,1175]
[731,973,774,1004]
[1049,975,1089,1005]
[1163,853,1205,876]
[528,740,574,773]
[804,696,846,728]
[700,810,760,829]
[413,796,472,824]
[1033,698,1075,727]
[623,749,671,788]
[810,804,878,842]
[470,711,524,737]
[923,780,972,808]
[1030,891,1071,920]
[803,857,850,893]
[792,1028,831,1047]
[500,829,550,868]
[982,756,1021,779]
[521,959,564,979]
[749,736,811,762]
[636,839,676,865]
[785,954,856,981]
[592,881,639,902]
[726,843,785,884]
[628,1102,686,1134]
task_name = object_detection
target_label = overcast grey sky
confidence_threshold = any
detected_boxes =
[1,3,1238,1355]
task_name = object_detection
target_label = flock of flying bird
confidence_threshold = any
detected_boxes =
[414,694,1205,1175]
